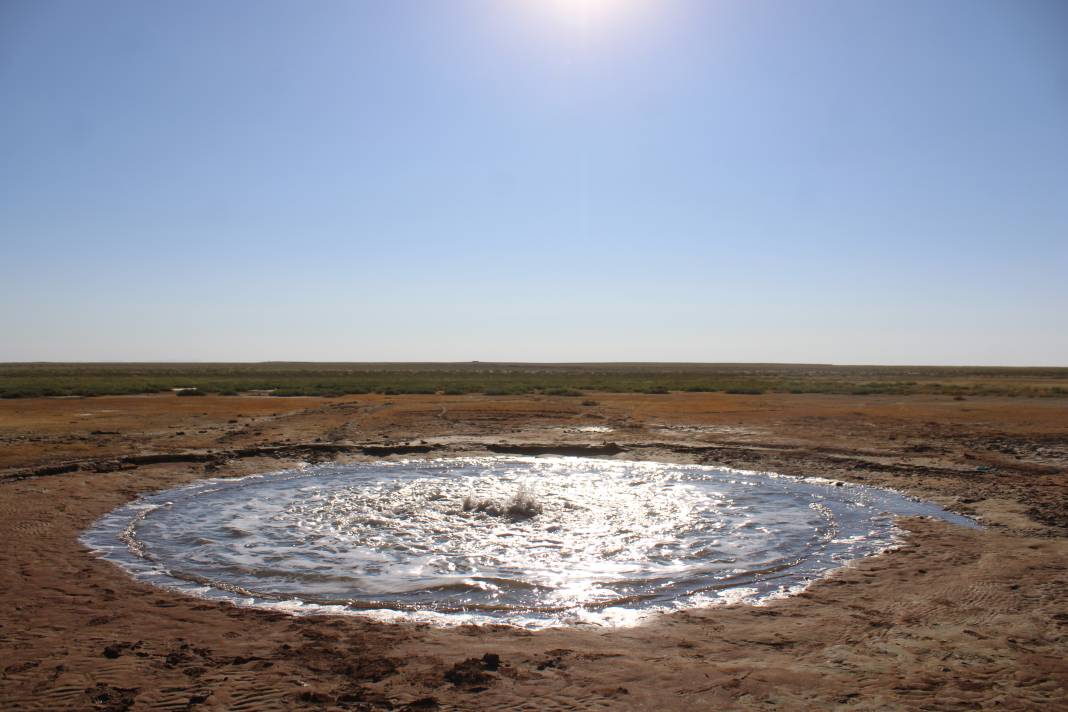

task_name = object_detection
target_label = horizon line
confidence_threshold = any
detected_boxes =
[3,361,1067,370]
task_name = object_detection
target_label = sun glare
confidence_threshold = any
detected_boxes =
[542,0,635,30]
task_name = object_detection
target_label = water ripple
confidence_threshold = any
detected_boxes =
[82,456,977,627]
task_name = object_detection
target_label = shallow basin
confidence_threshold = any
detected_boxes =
[83,457,977,627]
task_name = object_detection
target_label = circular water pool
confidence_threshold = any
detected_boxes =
[83,457,976,627]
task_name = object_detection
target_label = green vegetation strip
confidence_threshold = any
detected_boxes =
[2,363,1066,399]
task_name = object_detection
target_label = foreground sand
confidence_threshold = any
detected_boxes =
[1,392,1066,710]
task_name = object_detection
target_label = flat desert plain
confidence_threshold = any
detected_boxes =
[1,392,1066,710]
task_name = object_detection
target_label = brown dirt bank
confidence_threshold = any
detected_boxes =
[1,393,1066,710]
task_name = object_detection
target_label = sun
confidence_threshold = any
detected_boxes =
[544,0,632,29]
[504,0,648,41]
[559,0,620,18]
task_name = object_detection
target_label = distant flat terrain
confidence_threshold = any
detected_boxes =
[2,362,1067,398]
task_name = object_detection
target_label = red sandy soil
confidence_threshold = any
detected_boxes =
[1,392,1066,710]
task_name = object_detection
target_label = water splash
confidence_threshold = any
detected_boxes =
[462,484,543,519]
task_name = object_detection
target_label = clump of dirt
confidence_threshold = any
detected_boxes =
[444,654,502,691]
[85,683,138,711]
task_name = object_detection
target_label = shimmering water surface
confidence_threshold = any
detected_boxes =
[83,457,976,627]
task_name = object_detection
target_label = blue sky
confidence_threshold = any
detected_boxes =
[2,0,1066,364]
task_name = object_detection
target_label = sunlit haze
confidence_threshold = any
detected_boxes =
[2,0,1066,364]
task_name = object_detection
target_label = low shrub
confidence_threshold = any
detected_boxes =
[544,388,583,397]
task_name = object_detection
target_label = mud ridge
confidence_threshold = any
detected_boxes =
[0,439,974,485]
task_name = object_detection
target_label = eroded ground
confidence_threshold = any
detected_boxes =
[1,392,1066,710]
